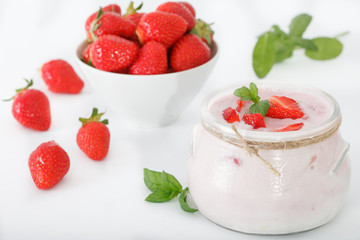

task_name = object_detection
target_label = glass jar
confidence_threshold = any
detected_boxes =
[188,81,350,234]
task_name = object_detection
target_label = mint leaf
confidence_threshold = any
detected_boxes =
[179,187,198,213]
[249,82,259,103]
[305,37,343,60]
[253,32,276,78]
[289,36,318,51]
[144,168,182,203]
[233,86,252,101]
[249,100,270,117]
[289,14,312,37]
[145,191,175,203]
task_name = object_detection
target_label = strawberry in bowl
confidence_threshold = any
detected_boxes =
[76,1,219,127]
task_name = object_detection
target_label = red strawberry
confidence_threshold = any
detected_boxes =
[156,2,195,31]
[102,4,121,14]
[29,141,70,189]
[170,34,211,72]
[179,2,195,17]
[242,113,266,129]
[235,99,246,112]
[85,7,136,42]
[136,11,187,48]
[124,2,144,26]
[274,123,304,132]
[266,96,305,119]
[90,35,140,72]
[190,19,214,46]
[76,108,110,161]
[129,41,168,75]
[40,59,84,94]
[6,79,51,131]
[223,107,240,123]
[82,43,93,66]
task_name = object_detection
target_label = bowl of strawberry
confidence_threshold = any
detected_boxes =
[76,1,218,127]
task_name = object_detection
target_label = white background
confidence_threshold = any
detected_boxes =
[0,0,359,239]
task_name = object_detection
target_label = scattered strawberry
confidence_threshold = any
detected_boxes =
[236,99,246,112]
[266,96,305,119]
[274,123,304,132]
[156,2,195,31]
[29,140,70,189]
[5,79,51,131]
[242,113,266,129]
[77,108,110,161]
[179,2,195,17]
[136,11,187,48]
[82,43,93,66]
[124,2,144,26]
[170,34,211,72]
[90,35,140,72]
[86,7,136,42]
[223,107,240,123]
[40,59,84,94]
[190,19,214,46]
[129,41,168,75]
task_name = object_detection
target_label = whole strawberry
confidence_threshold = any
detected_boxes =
[29,140,70,189]
[86,7,136,42]
[156,2,195,31]
[129,41,168,75]
[170,34,211,72]
[90,35,140,72]
[136,11,187,48]
[77,108,110,161]
[5,79,51,131]
[41,59,84,94]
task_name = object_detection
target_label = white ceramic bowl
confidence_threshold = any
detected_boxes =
[75,40,219,128]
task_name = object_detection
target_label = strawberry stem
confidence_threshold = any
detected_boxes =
[124,2,143,17]
[190,19,214,46]
[89,7,103,42]
[79,108,109,126]
[3,79,33,101]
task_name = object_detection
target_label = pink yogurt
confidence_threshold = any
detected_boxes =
[188,81,350,234]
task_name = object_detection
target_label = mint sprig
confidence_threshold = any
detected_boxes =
[144,168,198,213]
[253,13,347,78]
[233,82,270,117]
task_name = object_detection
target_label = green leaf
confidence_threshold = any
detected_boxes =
[274,38,294,62]
[144,169,182,193]
[178,188,198,213]
[249,100,270,116]
[233,86,252,101]
[289,13,312,37]
[145,191,174,203]
[305,37,343,60]
[249,82,258,102]
[290,36,318,51]
[253,32,276,78]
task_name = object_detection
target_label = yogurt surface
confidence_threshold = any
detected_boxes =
[210,87,334,131]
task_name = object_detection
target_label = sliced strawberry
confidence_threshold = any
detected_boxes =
[235,99,245,112]
[242,113,266,129]
[223,107,240,123]
[266,96,304,119]
[274,123,304,132]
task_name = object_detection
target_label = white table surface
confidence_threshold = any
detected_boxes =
[0,0,359,239]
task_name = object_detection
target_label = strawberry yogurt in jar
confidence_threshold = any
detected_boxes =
[188,81,350,234]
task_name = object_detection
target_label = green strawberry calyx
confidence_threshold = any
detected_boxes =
[79,108,109,126]
[123,1,143,17]
[89,7,103,42]
[4,78,33,101]
[190,19,214,46]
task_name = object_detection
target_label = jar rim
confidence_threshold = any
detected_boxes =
[201,80,341,142]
